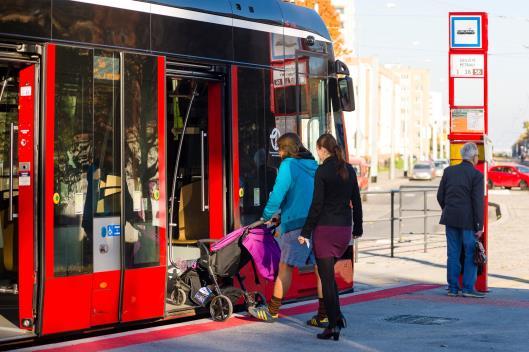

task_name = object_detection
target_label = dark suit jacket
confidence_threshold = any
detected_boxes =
[437,160,484,231]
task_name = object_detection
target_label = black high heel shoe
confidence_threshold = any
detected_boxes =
[338,315,347,329]
[316,327,341,341]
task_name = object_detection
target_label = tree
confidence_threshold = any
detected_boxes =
[295,0,350,58]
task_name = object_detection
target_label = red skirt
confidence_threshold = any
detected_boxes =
[312,225,352,259]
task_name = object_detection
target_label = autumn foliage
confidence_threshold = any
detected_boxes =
[294,0,349,58]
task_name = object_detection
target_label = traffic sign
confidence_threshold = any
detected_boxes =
[450,15,482,49]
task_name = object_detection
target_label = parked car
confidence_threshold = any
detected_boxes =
[349,156,369,191]
[410,162,436,180]
[488,164,529,190]
[434,159,449,177]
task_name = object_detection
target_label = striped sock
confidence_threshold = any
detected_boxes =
[268,296,282,317]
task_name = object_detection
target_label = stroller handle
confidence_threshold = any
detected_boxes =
[248,219,267,230]
[245,219,278,235]
[197,239,217,244]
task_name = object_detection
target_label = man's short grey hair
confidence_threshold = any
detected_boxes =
[460,142,479,161]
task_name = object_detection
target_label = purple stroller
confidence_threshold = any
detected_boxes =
[168,220,280,321]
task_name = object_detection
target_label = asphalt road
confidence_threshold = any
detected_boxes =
[361,177,442,242]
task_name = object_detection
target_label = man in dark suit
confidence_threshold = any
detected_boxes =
[437,142,485,298]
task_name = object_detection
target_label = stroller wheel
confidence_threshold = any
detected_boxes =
[209,295,233,322]
[171,288,187,306]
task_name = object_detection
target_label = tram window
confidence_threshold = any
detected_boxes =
[308,56,327,78]
[298,55,327,156]
[54,46,94,275]
[93,51,121,218]
[329,99,345,149]
[53,47,123,276]
[123,54,160,269]
[237,67,277,226]
[272,68,297,136]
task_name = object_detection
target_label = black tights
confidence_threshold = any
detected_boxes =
[316,257,341,328]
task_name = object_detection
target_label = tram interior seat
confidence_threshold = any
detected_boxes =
[177,180,209,242]
[0,207,17,276]
[168,180,209,262]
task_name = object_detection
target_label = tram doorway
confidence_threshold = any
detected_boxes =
[165,74,225,314]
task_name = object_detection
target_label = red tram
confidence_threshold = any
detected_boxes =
[0,0,355,344]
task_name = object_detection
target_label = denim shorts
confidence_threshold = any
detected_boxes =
[276,229,315,267]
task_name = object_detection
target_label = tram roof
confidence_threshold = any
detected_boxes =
[120,0,331,41]
[0,0,332,64]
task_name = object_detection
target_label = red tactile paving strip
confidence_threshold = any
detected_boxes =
[37,284,440,352]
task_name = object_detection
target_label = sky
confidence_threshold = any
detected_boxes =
[354,0,529,151]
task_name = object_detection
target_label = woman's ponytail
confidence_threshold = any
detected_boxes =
[317,134,348,180]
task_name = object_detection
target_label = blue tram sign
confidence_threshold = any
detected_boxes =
[450,15,482,49]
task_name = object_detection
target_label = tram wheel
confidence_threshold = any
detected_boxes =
[210,295,233,322]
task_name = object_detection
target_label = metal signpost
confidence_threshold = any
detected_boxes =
[448,12,490,292]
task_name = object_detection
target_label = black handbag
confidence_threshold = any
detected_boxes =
[473,240,487,265]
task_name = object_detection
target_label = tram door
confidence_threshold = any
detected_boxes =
[0,56,37,334]
[41,44,167,334]
[120,53,167,323]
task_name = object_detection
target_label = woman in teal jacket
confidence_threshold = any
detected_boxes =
[256,133,318,321]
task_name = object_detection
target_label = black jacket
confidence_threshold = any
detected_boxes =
[301,156,363,239]
[437,160,484,231]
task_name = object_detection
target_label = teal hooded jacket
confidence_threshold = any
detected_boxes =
[262,153,318,235]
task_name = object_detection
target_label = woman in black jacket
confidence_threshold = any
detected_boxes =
[298,134,363,341]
